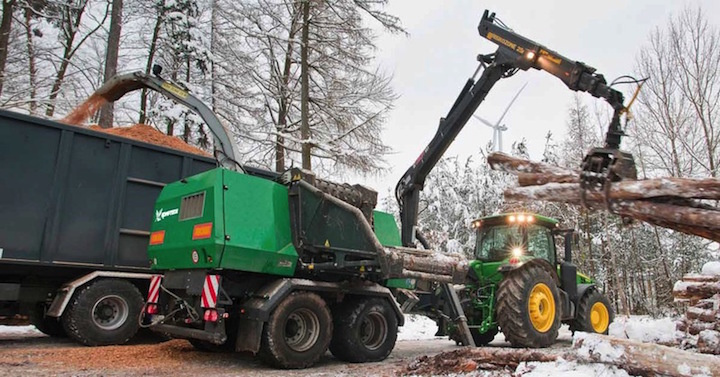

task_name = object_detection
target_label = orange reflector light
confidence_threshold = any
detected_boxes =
[149,230,165,245]
[192,222,213,240]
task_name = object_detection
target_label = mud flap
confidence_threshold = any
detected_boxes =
[235,319,263,354]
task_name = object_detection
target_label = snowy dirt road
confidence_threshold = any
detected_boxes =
[0,317,575,377]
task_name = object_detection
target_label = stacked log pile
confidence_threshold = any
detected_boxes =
[487,152,720,242]
[674,262,720,355]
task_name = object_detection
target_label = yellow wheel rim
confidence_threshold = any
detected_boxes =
[528,283,555,333]
[590,302,610,333]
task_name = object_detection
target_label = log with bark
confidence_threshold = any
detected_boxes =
[673,281,720,301]
[674,271,720,354]
[487,152,720,242]
[399,333,720,376]
[400,347,559,376]
[572,333,720,376]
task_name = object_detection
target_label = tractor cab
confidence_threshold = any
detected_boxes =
[472,213,559,267]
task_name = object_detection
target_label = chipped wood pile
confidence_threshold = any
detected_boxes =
[60,93,209,157]
[487,152,720,242]
[674,262,720,355]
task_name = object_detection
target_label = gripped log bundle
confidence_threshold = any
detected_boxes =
[487,152,720,242]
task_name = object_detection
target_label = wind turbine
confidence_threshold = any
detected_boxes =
[472,83,528,152]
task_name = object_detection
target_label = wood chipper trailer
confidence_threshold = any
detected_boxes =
[83,66,467,369]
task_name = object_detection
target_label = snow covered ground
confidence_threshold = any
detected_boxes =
[398,314,689,376]
[608,315,681,344]
[0,325,43,340]
[0,315,694,376]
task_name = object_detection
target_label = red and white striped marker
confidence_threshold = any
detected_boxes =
[201,275,220,308]
[147,275,162,304]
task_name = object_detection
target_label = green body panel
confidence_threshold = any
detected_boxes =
[219,170,297,276]
[148,168,297,276]
[576,271,594,284]
[148,169,225,270]
[373,210,416,289]
[373,211,402,247]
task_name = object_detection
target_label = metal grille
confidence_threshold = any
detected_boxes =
[179,192,205,221]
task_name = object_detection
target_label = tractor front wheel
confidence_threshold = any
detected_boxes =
[571,289,613,334]
[496,265,561,348]
[259,292,332,369]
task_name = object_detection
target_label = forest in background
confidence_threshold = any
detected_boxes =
[0,1,718,316]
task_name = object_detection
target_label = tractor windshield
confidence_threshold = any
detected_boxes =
[475,224,555,263]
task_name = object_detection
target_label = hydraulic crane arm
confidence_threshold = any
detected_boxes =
[396,10,633,247]
[93,67,242,171]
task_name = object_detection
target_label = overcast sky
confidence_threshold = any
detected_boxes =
[352,0,720,200]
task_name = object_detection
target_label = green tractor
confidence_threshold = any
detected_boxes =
[412,212,613,348]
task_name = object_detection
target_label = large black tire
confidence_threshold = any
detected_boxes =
[329,297,398,363]
[30,303,67,337]
[470,327,498,346]
[259,292,332,369]
[496,265,561,348]
[61,279,143,346]
[571,289,614,335]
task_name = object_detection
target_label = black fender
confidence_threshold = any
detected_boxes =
[576,284,596,303]
[499,258,560,286]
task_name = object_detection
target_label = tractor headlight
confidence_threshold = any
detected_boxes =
[512,247,523,257]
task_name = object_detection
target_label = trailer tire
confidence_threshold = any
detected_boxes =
[570,288,613,334]
[30,303,66,337]
[259,292,332,369]
[62,279,143,346]
[329,297,398,363]
[496,265,560,348]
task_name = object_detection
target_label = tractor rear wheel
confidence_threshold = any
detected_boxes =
[496,265,561,348]
[329,297,398,363]
[259,292,332,369]
[571,289,613,334]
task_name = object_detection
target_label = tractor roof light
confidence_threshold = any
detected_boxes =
[507,213,536,224]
